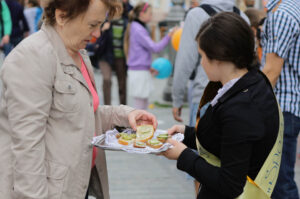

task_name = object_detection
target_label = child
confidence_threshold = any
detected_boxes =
[124,2,176,110]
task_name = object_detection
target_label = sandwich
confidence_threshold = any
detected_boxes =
[136,125,154,142]
[157,133,170,143]
[146,139,163,149]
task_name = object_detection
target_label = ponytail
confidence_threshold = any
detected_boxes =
[124,2,150,59]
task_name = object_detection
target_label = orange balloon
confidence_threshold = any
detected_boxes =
[171,28,183,51]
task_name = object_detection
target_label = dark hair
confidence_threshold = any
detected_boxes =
[196,12,259,70]
[43,0,122,26]
[28,0,40,7]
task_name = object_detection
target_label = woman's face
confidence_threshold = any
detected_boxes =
[198,48,220,82]
[56,0,107,52]
[139,7,152,23]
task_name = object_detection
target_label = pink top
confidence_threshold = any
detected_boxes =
[79,54,99,168]
[80,55,99,111]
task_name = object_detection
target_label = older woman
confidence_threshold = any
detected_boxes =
[0,0,157,198]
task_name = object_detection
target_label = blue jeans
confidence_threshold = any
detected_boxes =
[189,103,199,127]
[272,112,300,199]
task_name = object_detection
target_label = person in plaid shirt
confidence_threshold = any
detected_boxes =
[261,0,300,198]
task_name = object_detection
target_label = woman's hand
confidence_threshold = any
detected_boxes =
[161,139,187,160]
[128,110,158,131]
[167,124,185,136]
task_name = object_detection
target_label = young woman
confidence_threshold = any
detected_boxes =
[124,2,176,110]
[162,12,282,199]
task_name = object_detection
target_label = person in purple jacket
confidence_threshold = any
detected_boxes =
[124,2,176,110]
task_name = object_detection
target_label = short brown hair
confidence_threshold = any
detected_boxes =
[42,0,122,25]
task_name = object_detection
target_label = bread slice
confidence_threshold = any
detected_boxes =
[118,133,135,146]
[146,139,163,149]
[133,140,146,148]
[157,133,170,143]
[136,125,154,142]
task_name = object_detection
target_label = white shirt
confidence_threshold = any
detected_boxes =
[211,78,240,107]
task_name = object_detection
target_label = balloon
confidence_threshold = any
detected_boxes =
[171,28,183,51]
[151,58,173,79]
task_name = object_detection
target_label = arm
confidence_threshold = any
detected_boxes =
[172,9,208,109]
[97,105,157,133]
[262,53,284,87]
[182,126,197,150]
[1,0,12,44]
[97,105,135,132]
[1,47,55,198]
[262,11,298,87]
[177,102,264,198]
[136,26,170,53]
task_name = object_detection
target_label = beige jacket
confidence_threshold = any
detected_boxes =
[0,24,134,199]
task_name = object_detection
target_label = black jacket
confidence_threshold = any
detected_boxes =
[177,69,279,199]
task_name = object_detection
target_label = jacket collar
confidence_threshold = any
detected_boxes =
[41,24,77,66]
[41,24,97,91]
[216,69,261,105]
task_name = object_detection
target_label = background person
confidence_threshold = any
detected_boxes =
[261,0,300,198]
[163,12,281,199]
[24,0,42,35]
[4,0,29,54]
[172,0,250,125]
[124,2,176,110]
[244,8,266,62]
[0,0,12,56]
[0,0,157,198]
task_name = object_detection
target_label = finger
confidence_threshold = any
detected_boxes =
[167,126,177,135]
[172,111,177,120]
[174,115,183,122]
[128,114,137,131]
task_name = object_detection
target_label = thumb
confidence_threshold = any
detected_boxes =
[167,126,177,135]
[128,114,137,131]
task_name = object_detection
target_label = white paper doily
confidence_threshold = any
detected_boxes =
[91,128,184,154]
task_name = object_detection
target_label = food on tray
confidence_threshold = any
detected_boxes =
[157,133,170,143]
[133,140,146,148]
[136,125,154,142]
[116,132,136,139]
[146,139,163,149]
[118,133,135,146]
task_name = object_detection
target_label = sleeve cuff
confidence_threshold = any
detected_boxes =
[177,148,199,172]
